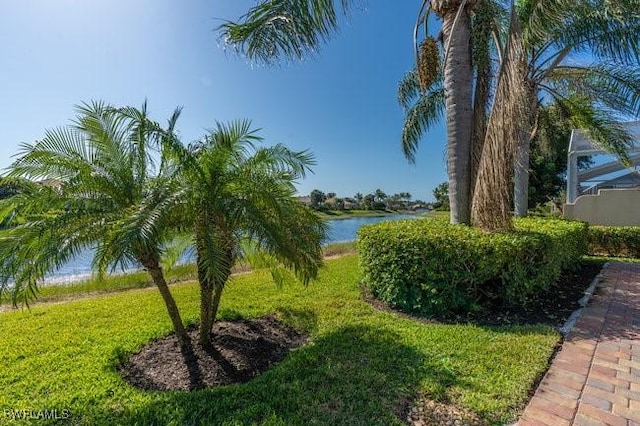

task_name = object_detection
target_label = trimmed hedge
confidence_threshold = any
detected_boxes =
[357,218,588,317]
[588,226,640,258]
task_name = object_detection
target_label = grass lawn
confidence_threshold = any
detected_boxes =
[0,255,558,425]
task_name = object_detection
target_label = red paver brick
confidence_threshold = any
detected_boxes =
[577,403,628,426]
[522,407,572,426]
[517,417,549,426]
[537,388,579,410]
[581,392,612,411]
[574,413,615,426]
[611,403,640,421]
[582,385,628,408]
[517,262,640,425]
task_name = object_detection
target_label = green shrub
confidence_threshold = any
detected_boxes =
[588,226,640,258]
[357,218,588,317]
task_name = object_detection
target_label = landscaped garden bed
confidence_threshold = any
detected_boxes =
[1,255,568,425]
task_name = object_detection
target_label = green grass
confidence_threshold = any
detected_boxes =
[0,255,558,425]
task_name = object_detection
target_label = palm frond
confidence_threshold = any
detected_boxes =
[556,95,635,162]
[217,0,352,64]
[398,70,422,110]
[400,86,446,163]
[545,65,640,118]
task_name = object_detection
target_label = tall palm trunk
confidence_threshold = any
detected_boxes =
[437,2,476,224]
[469,1,492,197]
[141,255,190,350]
[513,88,538,217]
[472,6,527,231]
[470,54,491,197]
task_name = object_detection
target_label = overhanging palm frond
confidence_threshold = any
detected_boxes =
[398,70,422,111]
[217,0,351,64]
[400,85,445,164]
[545,65,640,118]
[0,207,114,305]
[556,95,635,163]
[551,2,640,65]
[527,0,640,68]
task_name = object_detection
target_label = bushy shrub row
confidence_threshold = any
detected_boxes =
[357,218,588,317]
[588,226,640,258]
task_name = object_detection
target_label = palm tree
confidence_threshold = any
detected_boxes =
[401,0,501,225]
[373,188,387,204]
[354,192,363,208]
[217,0,480,224]
[162,120,327,350]
[0,102,192,349]
[511,0,640,216]
[400,0,640,225]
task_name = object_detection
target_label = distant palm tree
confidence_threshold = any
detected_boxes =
[0,102,192,349]
[354,192,363,208]
[162,120,327,350]
[218,0,480,224]
[374,188,387,204]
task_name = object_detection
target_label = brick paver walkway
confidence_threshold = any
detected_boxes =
[518,262,640,425]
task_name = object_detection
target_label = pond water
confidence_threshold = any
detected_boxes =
[44,213,420,284]
[325,213,417,243]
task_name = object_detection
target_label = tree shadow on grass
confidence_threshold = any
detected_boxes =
[113,324,458,425]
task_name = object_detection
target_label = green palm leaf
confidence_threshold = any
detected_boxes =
[217,0,352,64]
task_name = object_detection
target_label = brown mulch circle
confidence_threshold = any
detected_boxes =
[120,315,308,391]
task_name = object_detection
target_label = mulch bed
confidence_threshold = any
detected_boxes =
[120,315,307,391]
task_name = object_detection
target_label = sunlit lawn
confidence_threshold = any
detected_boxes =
[0,255,558,425]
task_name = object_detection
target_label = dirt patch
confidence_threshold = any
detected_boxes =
[120,315,308,391]
[399,395,487,426]
[364,261,604,328]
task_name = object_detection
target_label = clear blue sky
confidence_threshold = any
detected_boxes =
[0,0,448,201]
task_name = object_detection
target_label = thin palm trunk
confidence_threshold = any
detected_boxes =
[197,264,231,350]
[470,60,491,197]
[142,257,191,350]
[198,264,215,351]
[441,6,475,224]
[469,0,492,198]
[513,89,538,217]
[196,217,234,350]
[472,6,527,231]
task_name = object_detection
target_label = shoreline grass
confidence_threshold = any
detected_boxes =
[0,242,358,309]
[0,255,558,425]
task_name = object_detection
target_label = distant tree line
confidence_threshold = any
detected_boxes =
[305,189,429,211]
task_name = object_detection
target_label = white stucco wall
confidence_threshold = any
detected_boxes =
[564,189,640,226]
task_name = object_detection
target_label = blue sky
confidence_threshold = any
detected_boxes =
[0,0,448,201]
